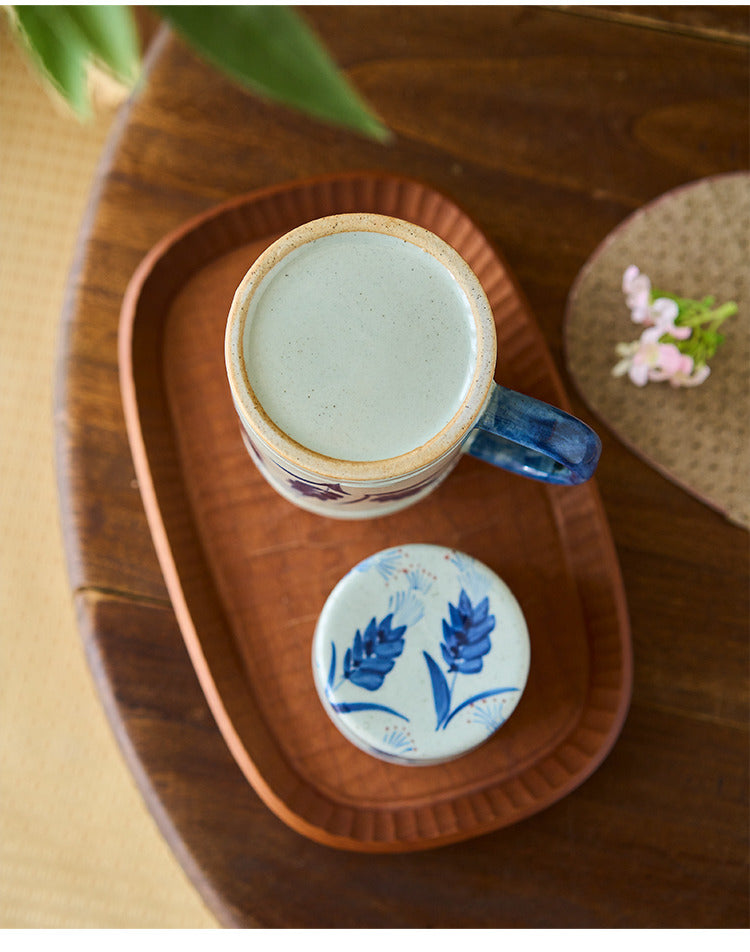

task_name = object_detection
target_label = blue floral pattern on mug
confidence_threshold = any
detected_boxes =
[237,425,456,517]
[288,477,350,501]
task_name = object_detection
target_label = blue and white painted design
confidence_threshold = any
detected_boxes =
[422,589,520,733]
[238,425,454,518]
[312,545,531,765]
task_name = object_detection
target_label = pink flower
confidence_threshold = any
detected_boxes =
[622,267,691,339]
[614,266,727,389]
[667,363,711,388]
[622,265,652,324]
[649,297,691,340]
[613,327,693,387]
[611,341,638,378]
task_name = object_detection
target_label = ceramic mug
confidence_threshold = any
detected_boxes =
[225,213,601,518]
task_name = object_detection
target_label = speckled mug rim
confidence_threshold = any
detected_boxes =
[225,213,497,482]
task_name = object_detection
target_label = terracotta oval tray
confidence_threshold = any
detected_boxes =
[118,171,632,852]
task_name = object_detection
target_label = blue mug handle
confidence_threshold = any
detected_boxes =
[465,383,601,485]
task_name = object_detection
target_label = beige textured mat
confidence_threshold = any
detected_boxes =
[565,173,749,529]
[0,19,217,927]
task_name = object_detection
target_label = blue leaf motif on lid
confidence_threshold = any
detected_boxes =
[424,588,520,731]
[343,614,407,690]
[324,612,410,723]
[423,650,450,729]
[440,590,494,675]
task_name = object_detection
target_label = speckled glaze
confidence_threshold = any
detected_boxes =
[243,229,475,461]
[312,544,530,765]
[226,213,601,517]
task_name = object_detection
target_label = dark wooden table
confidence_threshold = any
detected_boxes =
[56,6,749,927]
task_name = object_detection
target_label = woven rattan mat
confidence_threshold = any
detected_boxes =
[565,173,749,529]
[0,20,216,927]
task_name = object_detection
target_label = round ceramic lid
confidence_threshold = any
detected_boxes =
[312,544,530,765]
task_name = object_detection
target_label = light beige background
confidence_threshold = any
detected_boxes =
[0,18,217,927]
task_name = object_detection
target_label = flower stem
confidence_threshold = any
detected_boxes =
[676,301,737,328]
[653,287,737,332]
[707,302,738,328]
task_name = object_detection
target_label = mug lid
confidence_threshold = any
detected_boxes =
[312,544,530,765]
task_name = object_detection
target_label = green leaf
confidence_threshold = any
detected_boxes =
[12,6,92,117]
[155,5,390,141]
[10,5,140,118]
[65,6,140,83]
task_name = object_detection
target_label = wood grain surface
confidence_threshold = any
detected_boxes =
[55,6,749,927]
